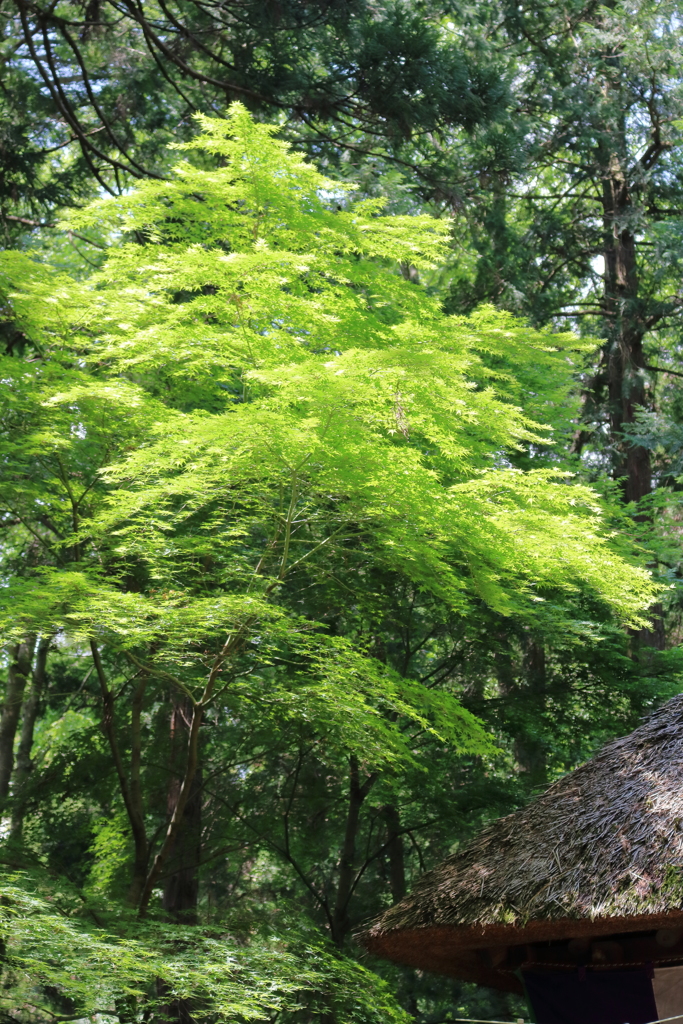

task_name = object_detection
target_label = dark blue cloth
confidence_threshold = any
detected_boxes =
[522,969,659,1024]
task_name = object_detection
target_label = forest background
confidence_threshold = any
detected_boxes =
[2,0,683,1022]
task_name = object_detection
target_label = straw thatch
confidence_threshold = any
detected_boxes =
[361,693,683,989]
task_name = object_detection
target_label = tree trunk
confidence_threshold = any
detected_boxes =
[162,695,202,923]
[90,642,150,909]
[330,756,377,948]
[515,639,548,791]
[10,636,49,838]
[156,696,202,1023]
[126,673,150,907]
[601,149,651,505]
[495,632,547,790]
[0,638,35,802]
[382,804,406,902]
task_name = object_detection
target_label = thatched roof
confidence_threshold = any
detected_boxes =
[361,693,683,990]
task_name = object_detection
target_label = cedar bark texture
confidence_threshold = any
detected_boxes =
[601,148,652,505]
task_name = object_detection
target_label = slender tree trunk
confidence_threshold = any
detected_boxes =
[494,631,515,695]
[10,636,49,838]
[0,638,35,802]
[162,695,201,923]
[382,804,406,902]
[495,632,547,790]
[515,639,547,791]
[331,756,377,948]
[89,642,149,908]
[126,673,150,906]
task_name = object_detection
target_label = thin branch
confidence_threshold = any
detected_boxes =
[123,651,198,704]
[22,1007,114,1022]
[3,213,105,250]
[206,784,334,931]
[15,4,115,194]
[57,19,162,179]
[41,124,107,154]
[644,363,683,380]
[3,505,65,563]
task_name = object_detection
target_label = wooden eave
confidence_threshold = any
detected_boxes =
[362,910,683,993]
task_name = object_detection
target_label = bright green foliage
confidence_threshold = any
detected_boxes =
[0,106,660,1023]
[1,875,408,1024]
[2,107,654,633]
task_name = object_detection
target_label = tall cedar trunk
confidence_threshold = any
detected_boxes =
[600,146,665,652]
[0,638,35,802]
[10,636,49,838]
[331,756,377,948]
[162,695,201,922]
[601,149,651,505]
